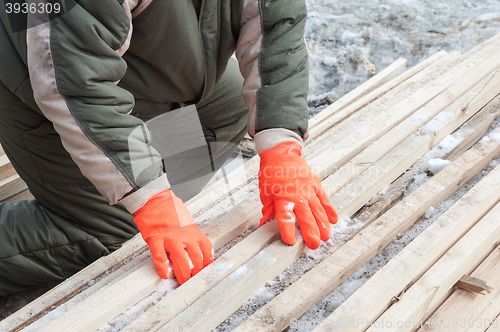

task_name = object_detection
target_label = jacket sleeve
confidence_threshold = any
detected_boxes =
[27,0,167,213]
[235,0,309,153]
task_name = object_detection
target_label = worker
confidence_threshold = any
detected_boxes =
[0,0,338,296]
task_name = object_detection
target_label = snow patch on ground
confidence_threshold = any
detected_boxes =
[425,206,435,219]
[305,0,500,117]
[428,158,452,174]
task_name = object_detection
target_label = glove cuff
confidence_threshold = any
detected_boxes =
[119,174,170,214]
[254,128,303,155]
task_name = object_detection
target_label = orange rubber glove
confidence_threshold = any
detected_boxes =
[133,190,213,284]
[259,142,338,249]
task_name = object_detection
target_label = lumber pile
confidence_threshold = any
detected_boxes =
[2,32,500,332]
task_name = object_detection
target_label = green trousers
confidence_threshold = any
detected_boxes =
[0,59,248,296]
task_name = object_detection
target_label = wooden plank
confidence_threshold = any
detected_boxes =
[39,223,298,332]
[38,262,165,332]
[0,175,27,202]
[307,57,407,129]
[20,251,152,332]
[34,218,283,331]
[304,51,448,156]
[194,51,460,225]
[322,62,500,219]
[416,249,500,332]
[5,189,35,203]
[353,170,415,230]
[308,55,434,140]
[319,66,500,219]
[234,117,500,332]
[314,151,500,332]
[353,98,495,223]
[122,222,281,332]
[463,31,500,58]
[188,52,446,222]
[467,285,500,332]
[455,275,493,294]
[366,205,500,331]
[0,155,15,181]
[155,235,307,332]
[483,316,500,332]
[311,49,500,180]
[196,45,497,224]
[446,95,500,161]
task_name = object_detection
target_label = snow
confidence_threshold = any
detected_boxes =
[330,217,364,237]
[489,132,500,144]
[214,261,235,274]
[231,265,250,278]
[378,185,390,195]
[255,250,277,263]
[438,135,462,151]
[305,0,500,118]
[21,306,67,332]
[476,12,500,22]
[408,111,432,125]
[186,252,195,270]
[425,206,435,219]
[427,158,452,174]
[322,57,338,66]
[403,201,417,209]
[418,112,455,136]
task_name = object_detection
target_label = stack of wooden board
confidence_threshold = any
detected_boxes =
[2,31,500,332]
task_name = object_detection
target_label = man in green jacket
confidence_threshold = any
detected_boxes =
[0,0,337,295]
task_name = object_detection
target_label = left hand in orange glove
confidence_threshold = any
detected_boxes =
[258,142,338,249]
[133,190,213,284]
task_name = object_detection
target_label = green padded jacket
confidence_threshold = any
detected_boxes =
[0,0,309,212]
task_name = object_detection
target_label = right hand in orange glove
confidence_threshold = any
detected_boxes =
[258,142,338,249]
[133,190,213,284]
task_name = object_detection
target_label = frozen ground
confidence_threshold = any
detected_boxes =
[306,0,500,117]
